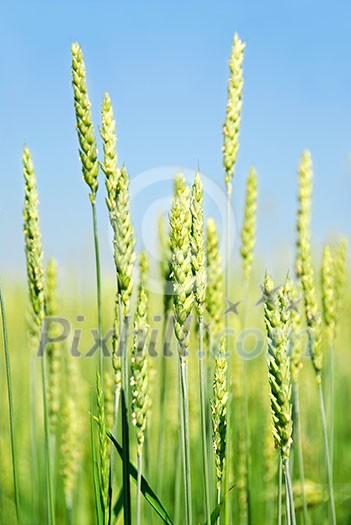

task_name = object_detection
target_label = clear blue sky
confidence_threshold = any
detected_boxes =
[1,1,350,282]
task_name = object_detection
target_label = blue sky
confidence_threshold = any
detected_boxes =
[1,1,350,282]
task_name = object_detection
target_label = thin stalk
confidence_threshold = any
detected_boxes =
[207,331,214,504]
[90,396,103,525]
[180,356,192,525]
[174,439,182,525]
[329,345,334,470]
[41,341,55,525]
[278,456,282,525]
[136,452,142,525]
[0,288,20,521]
[285,471,291,525]
[224,183,231,525]
[66,504,73,525]
[284,461,296,525]
[317,381,336,525]
[157,317,169,494]
[217,486,221,524]
[109,292,121,521]
[30,356,39,522]
[119,297,131,525]
[199,316,211,524]
[242,278,252,525]
[293,383,308,524]
[91,202,103,380]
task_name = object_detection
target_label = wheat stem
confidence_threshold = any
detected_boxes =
[292,383,308,524]
[284,460,296,525]
[0,287,20,521]
[119,294,131,525]
[136,452,143,525]
[224,183,231,525]
[180,357,192,525]
[317,381,336,525]
[92,202,104,379]
[199,316,211,524]
[278,457,282,525]
[157,319,169,495]
[41,341,55,525]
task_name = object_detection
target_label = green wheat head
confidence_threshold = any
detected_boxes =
[290,281,304,383]
[301,248,323,379]
[211,336,228,489]
[23,147,45,346]
[45,258,61,433]
[223,33,245,190]
[263,274,293,466]
[206,218,225,338]
[334,237,348,315]
[169,173,194,357]
[96,372,109,524]
[240,166,258,281]
[295,151,313,279]
[190,172,207,316]
[321,245,336,347]
[158,214,173,316]
[71,42,99,203]
[131,251,150,455]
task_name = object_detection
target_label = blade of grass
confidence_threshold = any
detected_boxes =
[107,431,174,525]
[201,484,235,525]
[113,488,123,519]
[0,287,20,521]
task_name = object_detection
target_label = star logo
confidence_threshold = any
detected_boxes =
[287,297,302,313]
[255,284,281,307]
[223,298,241,316]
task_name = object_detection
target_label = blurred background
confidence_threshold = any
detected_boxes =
[1,0,350,282]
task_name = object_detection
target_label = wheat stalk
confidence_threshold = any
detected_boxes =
[23,147,55,525]
[190,172,211,523]
[170,172,194,525]
[71,42,103,380]
[296,152,336,524]
[288,280,308,524]
[239,166,258,524]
